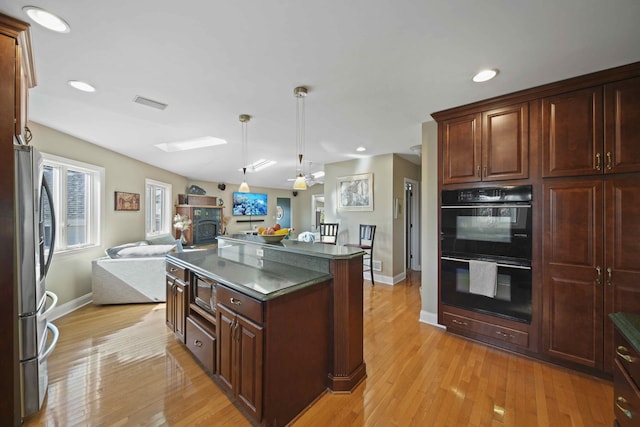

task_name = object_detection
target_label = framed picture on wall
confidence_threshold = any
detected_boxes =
[114,191,140,211]
[337,173,373,211]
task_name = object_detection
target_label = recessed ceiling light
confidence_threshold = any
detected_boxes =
[472,69,499,83]
[356,146,366,152]
[155,136,227,152]
[23,6,71,33]
[68,80,96,93]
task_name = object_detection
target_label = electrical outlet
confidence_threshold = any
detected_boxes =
[256,249,264,257]
[372,260,382,271]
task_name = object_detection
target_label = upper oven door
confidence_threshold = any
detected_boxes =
[441,203,532,263]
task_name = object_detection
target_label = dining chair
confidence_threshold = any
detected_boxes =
[318,223,339,245]
[344,224,376,284]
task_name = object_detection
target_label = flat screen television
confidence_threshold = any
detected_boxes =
[232,192,268,216]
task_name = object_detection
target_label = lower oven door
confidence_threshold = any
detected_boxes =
[441,256,532,323]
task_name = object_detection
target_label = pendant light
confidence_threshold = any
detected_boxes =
[293,86,308,191]
[238,114,251,193]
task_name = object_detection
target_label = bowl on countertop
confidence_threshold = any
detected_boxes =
[257,234,286,243]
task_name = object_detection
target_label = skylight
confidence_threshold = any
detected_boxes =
[155,136,227,152]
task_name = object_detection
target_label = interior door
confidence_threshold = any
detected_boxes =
[276,197,291,229]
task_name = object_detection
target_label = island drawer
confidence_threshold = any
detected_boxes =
[186,316,216,375]
[166,261,187,282]
[217,285,263,324]
[615,329,640,391]
[443,311,529,348]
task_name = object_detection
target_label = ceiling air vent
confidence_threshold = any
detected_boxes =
[133,95,168,110]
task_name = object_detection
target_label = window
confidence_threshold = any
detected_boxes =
[42,153,104,252]
[145,179,172,237]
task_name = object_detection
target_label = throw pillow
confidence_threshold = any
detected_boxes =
[115,244,176,258]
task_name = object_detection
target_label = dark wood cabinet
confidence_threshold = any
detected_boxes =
[604,76,640,175]
[217,303,263,421]
[165,261,187,343]
[543,176,640,373]
[542,77,640,178]
[441,102,528,184]
[542,180,604,369]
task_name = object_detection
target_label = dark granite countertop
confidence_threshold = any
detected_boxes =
[167,249,332,301]
[217,234,365,260]
[609,312,640,353]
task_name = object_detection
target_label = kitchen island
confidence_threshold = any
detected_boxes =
[166,235,366,426]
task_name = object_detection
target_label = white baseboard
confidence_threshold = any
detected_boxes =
[419,310,443,328]
[49,292,93,321]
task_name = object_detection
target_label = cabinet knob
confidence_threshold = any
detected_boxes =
[476,165,481,178]
[452,319,467,326]
[496,330,515,339]
[606,152,613,170]
[230,297,242,306]
[595,266,601,285]
[194,339,202,347]
[607,267,612,286]
[170,267,178,272]
[595,153,601,171]
[616,345,636,363]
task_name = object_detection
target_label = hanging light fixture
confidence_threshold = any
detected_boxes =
[238,114,251,193]
[293,86,308,190]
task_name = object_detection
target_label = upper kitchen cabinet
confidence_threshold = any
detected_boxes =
[0,14,36,143]
[542,76,640,178]
[604,76,640,174]
[439,102,528,184]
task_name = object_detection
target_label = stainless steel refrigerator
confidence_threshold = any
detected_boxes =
[14,141,59,418]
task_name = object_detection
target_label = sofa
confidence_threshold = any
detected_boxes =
[91,234,182,305]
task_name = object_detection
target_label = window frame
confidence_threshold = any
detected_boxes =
[42,153,104,253]
[145,178,173,238]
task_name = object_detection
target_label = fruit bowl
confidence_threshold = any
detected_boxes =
[258,234,286,243]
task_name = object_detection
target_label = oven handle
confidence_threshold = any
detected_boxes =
[441,256,532,270]
[441,204,531,209]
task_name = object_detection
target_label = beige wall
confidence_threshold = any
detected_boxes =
[420,121,439,324]
[29,122,188,307]
[324,153,419,283]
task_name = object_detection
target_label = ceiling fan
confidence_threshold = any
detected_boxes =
[287,163,325,187]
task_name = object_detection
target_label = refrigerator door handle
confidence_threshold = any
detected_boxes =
[41,323,59,360]
[42,291,58,319]
[42,176,56,276]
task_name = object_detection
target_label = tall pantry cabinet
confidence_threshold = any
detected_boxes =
[0,13,36,426]
[542,75,640,373]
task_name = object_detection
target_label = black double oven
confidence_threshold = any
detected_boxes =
[440,185,532,323]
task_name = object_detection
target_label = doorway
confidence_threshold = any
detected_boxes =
[276,197,291,229]
[405,179,420,271]
[311,194,324,231]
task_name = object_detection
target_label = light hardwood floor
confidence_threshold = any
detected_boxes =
[24,272,612,426]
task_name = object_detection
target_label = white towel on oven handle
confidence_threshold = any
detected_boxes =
[469,260,497,298]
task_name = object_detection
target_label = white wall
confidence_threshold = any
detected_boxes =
[420,121,439,326]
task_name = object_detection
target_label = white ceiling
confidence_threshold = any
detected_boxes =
[3,1,640,189]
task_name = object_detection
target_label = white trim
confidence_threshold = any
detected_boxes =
[48,292,93,321]
[145,178,173,238]
[419,310,443,328]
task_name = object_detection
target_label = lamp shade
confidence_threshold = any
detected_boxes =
[238,179,250,193]
[293,175,308,190]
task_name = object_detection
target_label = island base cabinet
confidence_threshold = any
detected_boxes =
[217,304,263,422]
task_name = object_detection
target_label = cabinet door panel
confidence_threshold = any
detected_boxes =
[605,77,640,174]
[542,87,603,177]
[604,176,640,372]
[216,305,235,391]
[237,316,263,421]
[175,281,186,343]
[543,181,604,369]
[482,103,529,181]
[442,113,481,184]
[165,276,175,330]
